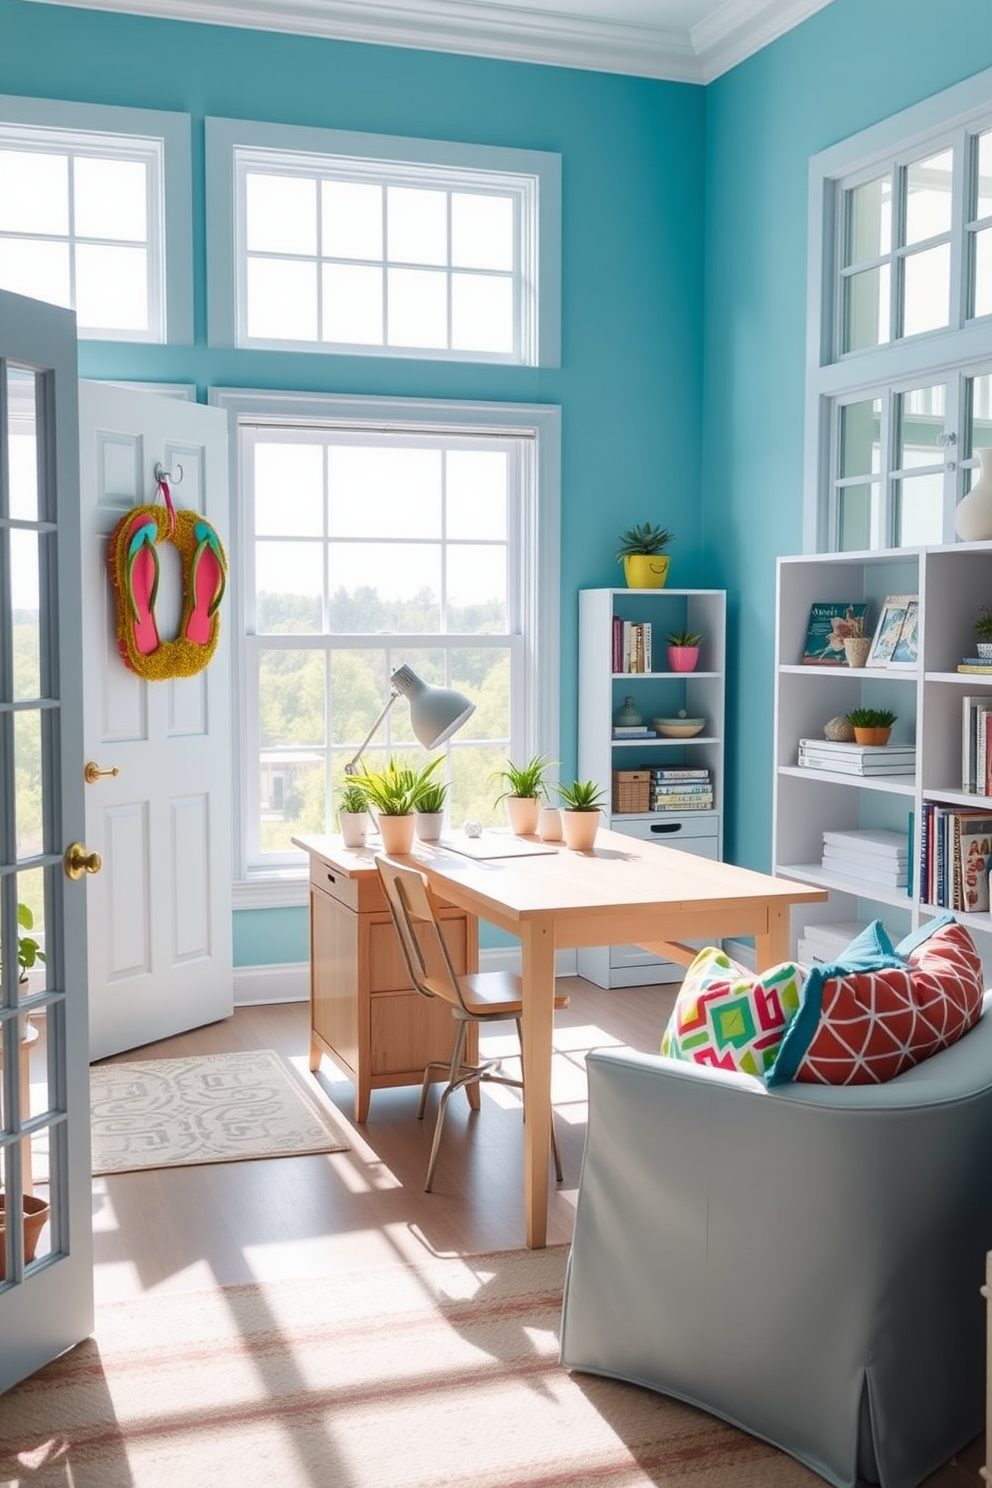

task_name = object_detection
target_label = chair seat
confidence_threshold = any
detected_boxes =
[421,969,569,1018]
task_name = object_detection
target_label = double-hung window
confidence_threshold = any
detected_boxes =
[0,96,192,343]
[205,118,561,366]
[210,390,560,889]
[805,67,992,551]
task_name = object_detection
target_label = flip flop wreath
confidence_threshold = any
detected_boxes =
[107,475,227,681]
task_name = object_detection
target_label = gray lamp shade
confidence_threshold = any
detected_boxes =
[390,664,475,749]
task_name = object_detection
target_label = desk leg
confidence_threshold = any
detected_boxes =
[520,917,555,1250]
[754,902,789,971]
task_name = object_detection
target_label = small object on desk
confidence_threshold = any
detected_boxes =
[463,820,483,838]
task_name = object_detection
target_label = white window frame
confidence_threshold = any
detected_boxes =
[804,65,992,552]
[0,95,193,345]
[209,387,561,907]
[204,117,561,368]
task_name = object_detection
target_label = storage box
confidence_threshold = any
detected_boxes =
[612,770,650,814]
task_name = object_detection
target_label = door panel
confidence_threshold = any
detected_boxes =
[78,383,233,1060]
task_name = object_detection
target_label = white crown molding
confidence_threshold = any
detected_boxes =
[19,0,834,82]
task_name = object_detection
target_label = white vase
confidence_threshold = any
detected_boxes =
[955,447,992,541]
[538,806,563,841]
[415,810,445,842]
[338,810,368,849]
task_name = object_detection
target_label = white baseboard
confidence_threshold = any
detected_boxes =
[233,945,578,1007]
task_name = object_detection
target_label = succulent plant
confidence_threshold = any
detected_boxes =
[667,629,701,647]
[845,707,897,728]
[556,778,607,811]
[615,523,675,561]
[491,754,558,803]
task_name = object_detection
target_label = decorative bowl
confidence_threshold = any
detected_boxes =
[653,717,705,739]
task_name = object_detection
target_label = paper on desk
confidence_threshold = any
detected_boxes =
[439,832,558,860]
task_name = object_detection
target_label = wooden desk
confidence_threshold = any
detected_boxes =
[406,827,826,1248]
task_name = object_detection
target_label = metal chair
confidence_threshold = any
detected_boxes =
[375,853,567,1192]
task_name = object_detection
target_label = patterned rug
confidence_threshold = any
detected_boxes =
[90,1048,349,1174]
[0,1246,825,1488]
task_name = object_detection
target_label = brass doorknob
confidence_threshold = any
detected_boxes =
[64,843,103,881]
[83,761,120,785]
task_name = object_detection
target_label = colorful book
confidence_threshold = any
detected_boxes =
[800,602,869,665]
[958,815,992,912]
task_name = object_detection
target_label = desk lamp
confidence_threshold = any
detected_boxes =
[344,664,475,776]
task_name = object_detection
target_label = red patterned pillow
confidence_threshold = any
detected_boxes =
[767,917,985,1086]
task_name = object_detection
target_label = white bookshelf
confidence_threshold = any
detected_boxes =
[577,586,726,986]
[774,541,992,966]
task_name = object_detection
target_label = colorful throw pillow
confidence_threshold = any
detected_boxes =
[766,915,985,1087]
[661,946,806,1077]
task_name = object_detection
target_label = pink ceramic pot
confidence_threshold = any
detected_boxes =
[667,645,699,673]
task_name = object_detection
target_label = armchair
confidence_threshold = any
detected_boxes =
[559,992,992,1488]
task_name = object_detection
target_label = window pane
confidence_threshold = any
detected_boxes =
[447,450,507,539]
[974,226,992,319]
[327,447,441,538]
[328,543,441,631]
[451,193,513,271]
[896,385,945,467]
[255,543,323,633]
[896,472,943,546]
[75,244,148,331]
[976,130,992,219]
[258,650,326,851]
[0,150,67,234]
[837,482,875,552]
[0,238,70,308]
[254,442,324,537]
[245,173,316,255]
[905,149,953,245]
[902,242,950,335]
[843,264,890,351]
[447,545,506,628]
[839,399,881,478]
[321,263,383,344]
[321,180,382,259]
[74,156,147,241]
[971,373,992,452]
[845,175,890,265]
[387,266,447,347]
[451,273,514,353]
[387,186,446,266]
[7,368,38,523]
[14,708,43,860]
[329,649,388,747]
[246,258,317,341]
[10,528,41,703]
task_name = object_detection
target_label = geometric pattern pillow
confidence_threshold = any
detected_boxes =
[661,946,806,1078]
[767,915,985,1087]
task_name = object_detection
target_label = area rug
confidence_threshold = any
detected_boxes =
[0,1246,824,1488]
[89,1049,349,1175]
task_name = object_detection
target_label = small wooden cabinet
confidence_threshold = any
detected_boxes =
[295,836,479,1121]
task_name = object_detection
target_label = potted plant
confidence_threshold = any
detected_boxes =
[491,754,557,836]
[0,1191,51,1280]
[350,756,443,854]
[414,775,449,843]
[839,610,871,669]
[1,903,46,987]
[845,706,898,746]
[556,778,607,850]
[666,629,702,673]
[975,606,992,659]
[337,780,370,849]
[615,523,674,590]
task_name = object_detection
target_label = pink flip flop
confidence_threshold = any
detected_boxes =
[185,521,227,647]
[125,517,160,657]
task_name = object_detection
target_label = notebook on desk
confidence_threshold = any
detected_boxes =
[439,831,558,860]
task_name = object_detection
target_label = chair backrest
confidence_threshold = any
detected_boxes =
[375,855,469,1013]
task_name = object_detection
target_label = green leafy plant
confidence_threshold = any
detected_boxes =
[1,903,46,977]
[666,629,701,647]
[338,781,369,814]
[975,606,992,641]
[557,778,607,812]
[615,522,674,561]
[415,778,449,814]
[491,753,558,803]
[845,707,897,728]
[349,756,443,816]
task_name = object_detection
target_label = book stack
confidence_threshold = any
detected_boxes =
[820,828,909,891]
[612,618,652,673]
[919,802,992,911]
[612,724,656,740]
[796,920,870,965]
[960,694,992,794]
[797,738,916,775]
[650,767,713,811]
[957,658,992,674]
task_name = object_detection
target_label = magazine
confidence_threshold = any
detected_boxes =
[800,602,868,665]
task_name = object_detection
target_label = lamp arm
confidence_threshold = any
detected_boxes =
[344,690,399,776]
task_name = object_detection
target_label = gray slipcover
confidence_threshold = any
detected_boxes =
[559,993,992,1488]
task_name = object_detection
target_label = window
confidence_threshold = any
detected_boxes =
[209,390,560,894]
[205,118,560,367]
[805,68,992,551]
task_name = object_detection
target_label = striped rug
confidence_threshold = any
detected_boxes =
[0,1247,823,1488]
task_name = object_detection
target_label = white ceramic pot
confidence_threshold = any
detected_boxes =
[538,806,563,841]
[561,809,600,851]
[955,447,992,541]
[377,813,416,855]
[338,810,368,849]
[415,810,445,842]
[506,796,540,835]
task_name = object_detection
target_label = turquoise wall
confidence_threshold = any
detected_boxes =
[703,0,992,872]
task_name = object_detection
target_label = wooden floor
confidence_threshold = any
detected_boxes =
[84,977,984,1488]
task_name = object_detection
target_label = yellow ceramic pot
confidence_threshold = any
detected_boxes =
[623,554,669,589]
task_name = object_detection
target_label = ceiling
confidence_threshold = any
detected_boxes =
[22,0,836,81]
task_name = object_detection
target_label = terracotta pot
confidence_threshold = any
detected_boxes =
[506,796,540,835]
[377,813,416,854]
[561,809,601,851]
[667,645,699,673]
[622,554,669,589]
[852,726,891,746]
[0,1193,50,1278]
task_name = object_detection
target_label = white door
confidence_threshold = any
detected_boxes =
[77,383,233,1061]
[0,289,94,1392]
